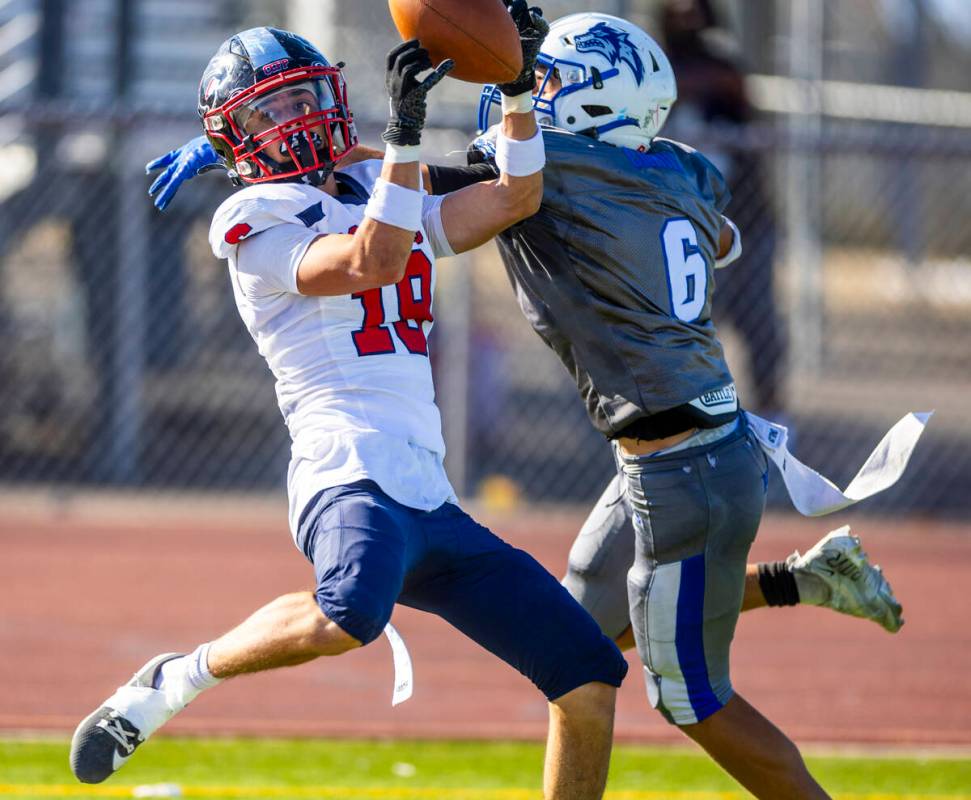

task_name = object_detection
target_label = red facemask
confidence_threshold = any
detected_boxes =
[203,66,358,185]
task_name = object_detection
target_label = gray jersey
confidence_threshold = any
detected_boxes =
[494,128,737,438]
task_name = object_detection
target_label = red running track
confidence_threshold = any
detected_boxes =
[1,495,968,747]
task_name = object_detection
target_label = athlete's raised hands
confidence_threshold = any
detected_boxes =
[381,40,454,147]
[497,1,549,97]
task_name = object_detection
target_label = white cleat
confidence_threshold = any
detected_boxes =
[788,526,904,633]
[69,653,184,783]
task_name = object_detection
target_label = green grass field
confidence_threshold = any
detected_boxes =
[1,737,969,799]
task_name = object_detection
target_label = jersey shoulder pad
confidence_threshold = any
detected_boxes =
[654,137,697,156]
[209,183,331,260]
[334,158,383,194]
[540,125,591,151]
[653,137,730,212]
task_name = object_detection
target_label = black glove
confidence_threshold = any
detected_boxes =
[497,2,550,97]
[382,40,454,147]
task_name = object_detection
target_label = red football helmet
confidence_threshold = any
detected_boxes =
[198,27,358,186]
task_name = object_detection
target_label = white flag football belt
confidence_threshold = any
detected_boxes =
[745,410,933,517]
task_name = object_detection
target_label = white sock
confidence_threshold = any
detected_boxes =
[157,643,223,710]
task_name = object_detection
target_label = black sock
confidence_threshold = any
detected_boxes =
[757,561,801,606]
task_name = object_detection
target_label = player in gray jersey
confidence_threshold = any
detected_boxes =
[144,11,902,799]
[451,12,902,800]
[485,127,737,438]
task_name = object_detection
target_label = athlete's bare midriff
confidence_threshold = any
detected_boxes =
[617,427,698,457]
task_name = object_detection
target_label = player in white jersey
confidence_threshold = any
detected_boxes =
[212,152,454,533]
[70,17,629,799]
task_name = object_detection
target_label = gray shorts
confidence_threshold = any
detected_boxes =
[562,420,768,725]
[562,473,634,640]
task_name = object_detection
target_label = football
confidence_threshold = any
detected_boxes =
[388,0,523,84]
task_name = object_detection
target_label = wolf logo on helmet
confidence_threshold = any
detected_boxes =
[478,13,676,151]
[574,22,646,86]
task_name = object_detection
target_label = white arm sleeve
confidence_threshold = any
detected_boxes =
[421,193,455,259]
[235,223,321,295]
[715,216,742,269]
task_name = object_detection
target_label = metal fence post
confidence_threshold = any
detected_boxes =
[109,136,148,484]
[784,0,824,375]
[437,254,472,498]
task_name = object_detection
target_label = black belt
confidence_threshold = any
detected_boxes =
[611,404,740,442]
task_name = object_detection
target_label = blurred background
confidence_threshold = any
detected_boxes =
[1,0,971,770]
[0,0,968,512]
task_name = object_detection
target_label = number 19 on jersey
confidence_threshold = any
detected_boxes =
[351,249,434,357]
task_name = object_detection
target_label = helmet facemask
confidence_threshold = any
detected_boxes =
[531,55,626,135]
[203,66,357,186]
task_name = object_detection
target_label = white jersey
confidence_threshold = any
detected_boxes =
[209,160,457,537]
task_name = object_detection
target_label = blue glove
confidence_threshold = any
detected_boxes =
[145,135,221,211]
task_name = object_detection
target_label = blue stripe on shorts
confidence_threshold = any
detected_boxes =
[675,553,722,721]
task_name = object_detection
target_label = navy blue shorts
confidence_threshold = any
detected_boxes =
[296,480,627,701]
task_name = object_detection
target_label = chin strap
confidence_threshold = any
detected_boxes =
[287,130,324,166]
[577,118,642,142]
[291,130,338,187]
[281,130,336,186]
[297,165,334,187]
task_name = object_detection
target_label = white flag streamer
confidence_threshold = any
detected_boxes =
[745,411,933,517]
[383,622,414,706]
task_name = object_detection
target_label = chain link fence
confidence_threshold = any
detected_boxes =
[0,0,969,515]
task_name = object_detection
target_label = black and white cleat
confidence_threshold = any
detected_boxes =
[69,652,184,783]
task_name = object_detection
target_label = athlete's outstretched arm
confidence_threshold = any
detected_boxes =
[293,159,423,296]
[344,144,491,196]
[296,42,453,296]
[437,2,549,254]
[438,109,543,253]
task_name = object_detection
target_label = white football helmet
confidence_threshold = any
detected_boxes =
[479,13,676,150]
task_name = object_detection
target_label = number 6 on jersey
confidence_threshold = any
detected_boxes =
[661,217,707,322]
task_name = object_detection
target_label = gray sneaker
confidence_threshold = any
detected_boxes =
[788,526,904,633]
[69,652,184,783]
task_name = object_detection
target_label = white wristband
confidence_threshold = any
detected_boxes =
[494,127,545,177]
[365,177,423,232]
[501,91,534,116]
[384,143,422,163]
